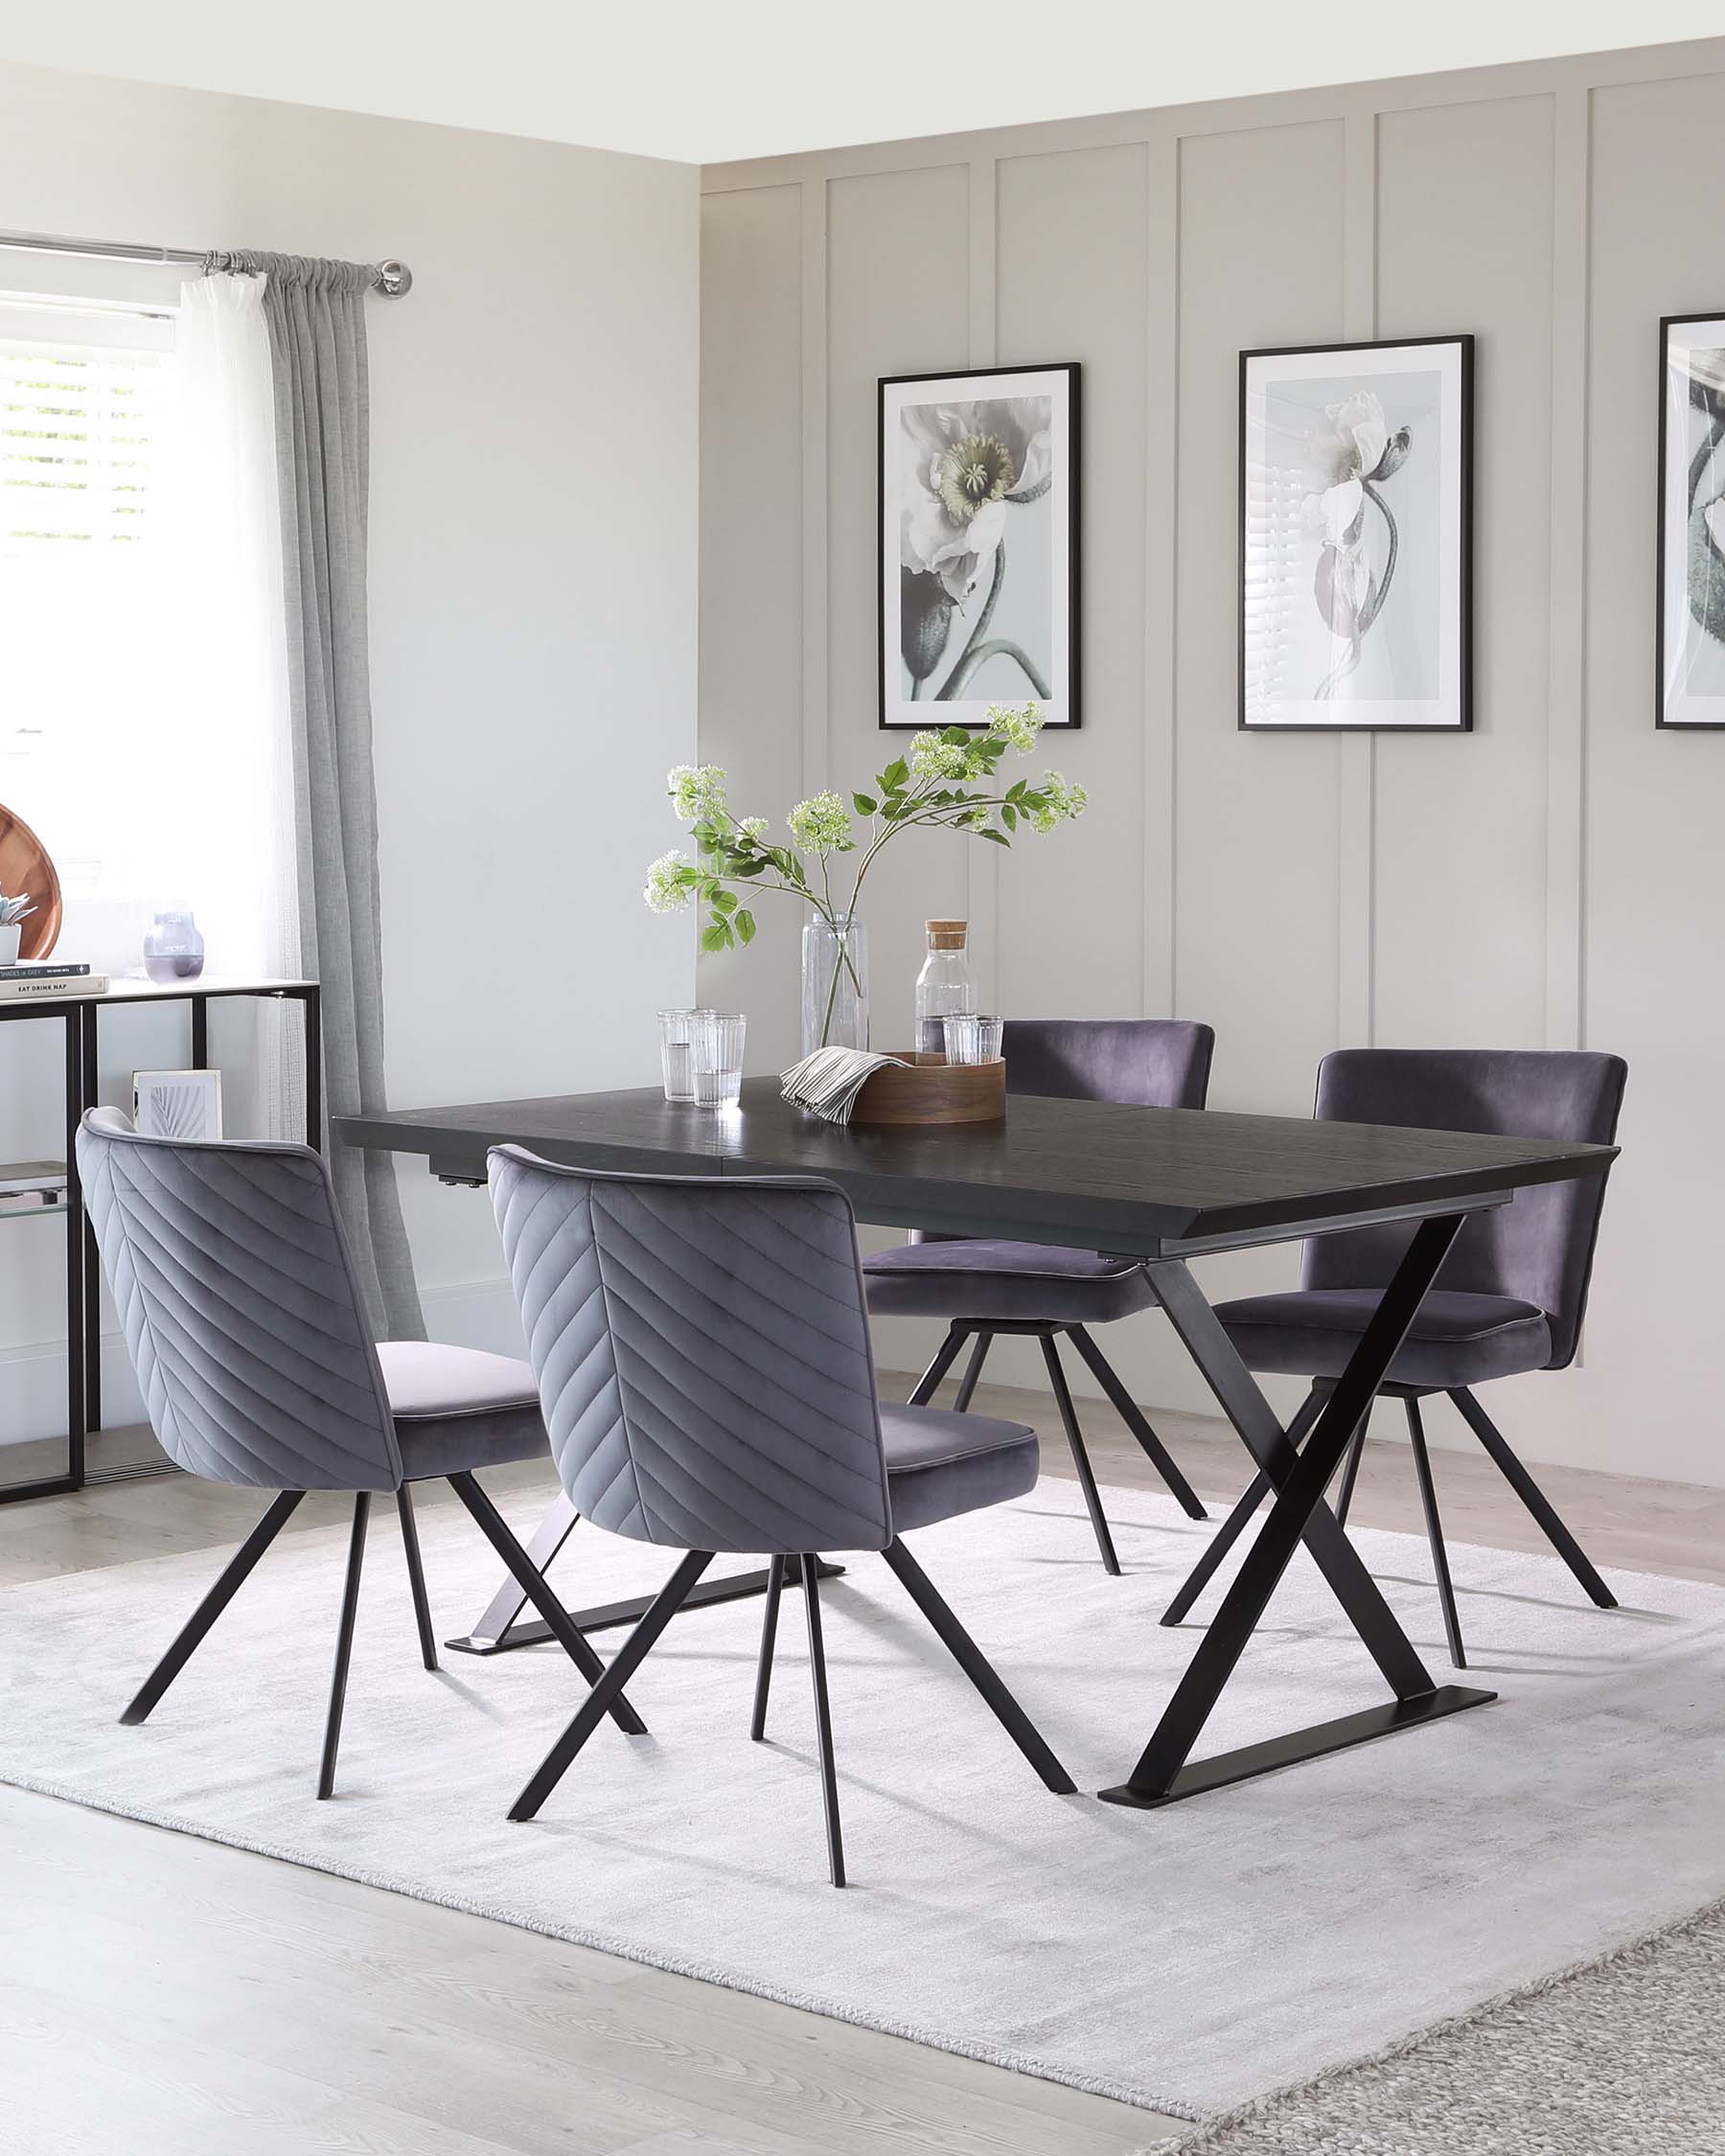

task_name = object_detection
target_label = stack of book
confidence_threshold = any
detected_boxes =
[0,960,107,1002]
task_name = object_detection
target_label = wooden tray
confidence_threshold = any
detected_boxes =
[0,803,62,961]
[850,1052,1005,1126]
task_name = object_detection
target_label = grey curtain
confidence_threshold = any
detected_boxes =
[229,251,425,1341]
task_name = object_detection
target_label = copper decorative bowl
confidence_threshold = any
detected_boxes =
[849,1052,1006,1126]
[0,803,62,960]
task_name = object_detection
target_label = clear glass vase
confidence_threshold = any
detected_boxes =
[801,913,869,1054]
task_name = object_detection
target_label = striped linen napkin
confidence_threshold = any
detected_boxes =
[780,1046,910,1125]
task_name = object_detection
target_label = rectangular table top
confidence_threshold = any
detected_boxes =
[336,1079,1617,1257]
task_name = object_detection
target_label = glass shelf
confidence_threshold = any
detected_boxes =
[0,1159,68,1221]
[0,1194,67,1223]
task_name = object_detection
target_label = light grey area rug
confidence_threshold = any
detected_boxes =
[1171,1893,1725,2153]
[3,1482,1724,2124]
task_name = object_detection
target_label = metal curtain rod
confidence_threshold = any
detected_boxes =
[0,227,412,296]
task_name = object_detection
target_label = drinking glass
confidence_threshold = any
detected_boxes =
[658,1008,712,1103]
[942,1013,1003,1066]
[692,1012,746,1107]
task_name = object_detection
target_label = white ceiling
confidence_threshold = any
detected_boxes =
[4,0,1720,165]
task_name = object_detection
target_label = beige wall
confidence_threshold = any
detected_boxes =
[0,62,699,1443]
[699,37,1725,1487]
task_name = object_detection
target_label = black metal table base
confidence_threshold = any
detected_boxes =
[1098,1683,1494,1808]
[1097,1216,1500,1806]
[445,1559,846,1655]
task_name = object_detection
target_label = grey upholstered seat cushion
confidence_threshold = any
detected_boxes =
[377,1341,550,1481]
[1216,1288,1553,1390]
[880,1404,1039,1533]
[862,1240,1156,1324]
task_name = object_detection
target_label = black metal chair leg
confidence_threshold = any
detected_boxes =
[1040,1333,1120,1574]
[883,1538,1075,1794]
[1161,1472,1266,1625]
[396,1486,438,1671]
[1449,1388,1617,1609]
[1066,1325,1208,1521]
[1161,1388,1324,1627]
[447,1471,647,1736]
[951,1331,992,1413]
[800,1554,845,1888]
[1406,1399,1466,1667]
[318,1493,370,1800]
[750,1555,785,1741]
[1333,1417,1368,1527]
[908,1324,969,1406]
[120,1490,306,1725]
[510,1550,714,1822]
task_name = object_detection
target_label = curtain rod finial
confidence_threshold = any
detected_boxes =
[374,259,412,297]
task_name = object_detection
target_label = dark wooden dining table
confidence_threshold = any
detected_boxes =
[335,1079,1616,1810]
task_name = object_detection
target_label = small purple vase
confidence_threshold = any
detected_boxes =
[143,908,206,984]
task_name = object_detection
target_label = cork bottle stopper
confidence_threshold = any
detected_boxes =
[926,919,968,950]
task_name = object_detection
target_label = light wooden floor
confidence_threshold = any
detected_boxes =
[3,1375,1721,2155]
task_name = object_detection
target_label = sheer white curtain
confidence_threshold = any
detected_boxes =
[162,272,302,1136]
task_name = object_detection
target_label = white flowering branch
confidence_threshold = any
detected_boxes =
[645,703,1087,1043]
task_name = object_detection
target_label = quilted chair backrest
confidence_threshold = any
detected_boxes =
[488,1148,894,1555]
[1000,1018,1215,1111]
[1300,1049,1627,1370]
[76,1108,402,1490]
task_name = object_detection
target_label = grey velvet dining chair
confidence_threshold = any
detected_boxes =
[862,1018,1214,1572]
[488,1145,1075,1888]
[76,1107,646,1797]
[1162,1048,1627,1666]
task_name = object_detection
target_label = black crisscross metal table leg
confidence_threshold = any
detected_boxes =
[1101,1215,1496,1809]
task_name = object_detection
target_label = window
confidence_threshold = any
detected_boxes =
[0,297,178,922]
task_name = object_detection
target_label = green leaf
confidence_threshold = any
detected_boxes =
[941,725,969,746]
[1006,779,1026,803]
[1000,803,1017,830]
[884,757,909,790]
[852,792,878,815]
[978,827,1011,846]
[701,922,730,952]
[736,908,756,945]
[711,888,737,913]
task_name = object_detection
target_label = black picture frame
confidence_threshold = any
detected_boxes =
[1656,310,1725,729]
[878,361,1081,730]
[1237,334,1474,733]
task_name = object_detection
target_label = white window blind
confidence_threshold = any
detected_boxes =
[0,328,170,551]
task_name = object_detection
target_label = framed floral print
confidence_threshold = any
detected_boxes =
[880,362,1080,729]
[1239,336,1473,731]
[1658,312,1725,728]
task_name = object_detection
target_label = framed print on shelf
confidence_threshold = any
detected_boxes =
[880,361,1080,730]
[1658,311,1725,728]
[133,1067,223,1142]
[1239,335,1473,732]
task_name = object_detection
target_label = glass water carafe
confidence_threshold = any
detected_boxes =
[913,919,975,1055]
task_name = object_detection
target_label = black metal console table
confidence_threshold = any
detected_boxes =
[0,976,320,1503]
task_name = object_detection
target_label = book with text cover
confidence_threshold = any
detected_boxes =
[0,972,108,1001]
